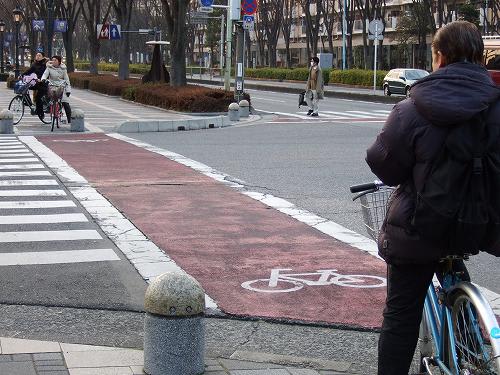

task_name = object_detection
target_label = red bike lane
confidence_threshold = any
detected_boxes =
[37,133,387,329]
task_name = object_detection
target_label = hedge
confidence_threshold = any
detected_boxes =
[330,69,388,87]
[244,68,331,85]
[68,72,249,113]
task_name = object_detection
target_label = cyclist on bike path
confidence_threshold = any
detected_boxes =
[365,21,500,375]
[41,55,72,124]
[20,52,48,119]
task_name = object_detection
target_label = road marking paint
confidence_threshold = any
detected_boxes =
[0,190,66,197]
[0,249,119,266]
[71,96,140,119]
[272,111,312,120]
[0,171,51,177]
[0,164,45,170]
[373,110,392,114]
[348,111,388,117]
[0,213,87,224]
[0,158,39,163]
[0,152,32,156]
[0,200,76,209]
[0,230,102,243]
[323,111,372,118]
[0,179,58,186]
[0,146,27,149]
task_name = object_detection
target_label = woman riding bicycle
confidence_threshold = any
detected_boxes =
[365,21,500,375]
[20,52,48,119]
[41,55,72,124]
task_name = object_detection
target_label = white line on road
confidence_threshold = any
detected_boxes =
[0,152,32,156]
[0,171,51,177]
[0,158,39,163]
[271,111,311,119]
[0,230,102,243]
[0,164,45,170]
[0,179,58,186]
[323,111,373,118]
[251,96,286,103]
[373,110,392,114]
[71,96,140,119]
[0,249,119,266]
[0,146,27,149]
[0,213,87,224]
[0,190,66,197]
[348,111,388,117]
[0,200,76,209]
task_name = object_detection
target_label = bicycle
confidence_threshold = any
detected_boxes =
[46,82,68,132]
[8,77,52,125]
[241,268,386,293]
[350,181,500,375]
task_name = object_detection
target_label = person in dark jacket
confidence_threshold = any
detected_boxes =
[365,21,500,375]
[21,52,48,118]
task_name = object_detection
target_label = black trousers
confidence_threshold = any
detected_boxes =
[378,260,470,375]
[62,102,72,123]
[32,83,47,116]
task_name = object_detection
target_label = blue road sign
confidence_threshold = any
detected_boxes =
[243,15,254,22]
[200,0,214,6]
[54,19,68,33]
[109,24,121,40]
[32,20,45,32]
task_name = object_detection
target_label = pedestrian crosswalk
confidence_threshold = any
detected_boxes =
[273,109,392,122]
[0,135,118,265]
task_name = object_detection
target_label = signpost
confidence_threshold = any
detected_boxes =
[368,19,384,94]
[242,15,254,31]
[97,24,121,40]
[109,24,121,40]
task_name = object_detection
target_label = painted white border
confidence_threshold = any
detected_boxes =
[109,133,500,317]
[19,136,219,311]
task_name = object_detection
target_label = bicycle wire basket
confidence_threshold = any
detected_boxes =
[14,81,29,95]
[359,187,396,241]
[47,84,65,100]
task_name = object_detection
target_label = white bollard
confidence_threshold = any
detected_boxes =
[71,109,85,132]
[239,100,250,118]
[0,110,14,134]
[228,102,240,122]
[143,272,205,375]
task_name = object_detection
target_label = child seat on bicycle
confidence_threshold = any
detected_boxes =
[364,21,500,375]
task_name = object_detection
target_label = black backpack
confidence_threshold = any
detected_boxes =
[411,108,500,256]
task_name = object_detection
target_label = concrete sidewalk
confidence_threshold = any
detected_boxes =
[0,336,357,375]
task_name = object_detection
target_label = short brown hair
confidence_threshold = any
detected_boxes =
[432,21,484,65]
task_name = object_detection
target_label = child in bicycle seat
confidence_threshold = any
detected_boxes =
[20,52,48,119]
[365,21,500,375]
[41,55,72,124]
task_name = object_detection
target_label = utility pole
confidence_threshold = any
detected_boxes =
[219,13,224,82]
[224,6,233,91]
[342,0,347,70]
[234,23,244,101]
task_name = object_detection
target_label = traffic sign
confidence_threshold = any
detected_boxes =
[242,0,258,15]
[110,24,121,40]
[368,33,383,40]
[198,6,214,12]
[368,19,384,35]
[243,15,254,30]
[32,20,45,32]
[199,0,214,6]
[54,19,68,33]
[97,24,110,40]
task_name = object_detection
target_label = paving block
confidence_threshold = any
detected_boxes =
[1,338,61,354]
[68,366,133,374]
[220,359,284,370]
[0,361,37,375]
[230,370,290,375]
[138,121,159,133]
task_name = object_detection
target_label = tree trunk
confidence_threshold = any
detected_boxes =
[163,0,188,86]
[116,0,133,80]
[90,43,100,74]
[63,31,75,72]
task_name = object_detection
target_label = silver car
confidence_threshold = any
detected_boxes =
[383,68,429,97]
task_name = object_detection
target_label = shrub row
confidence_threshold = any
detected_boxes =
[68,72,248,113]
[330,69,388,87]
[244,67,331,85]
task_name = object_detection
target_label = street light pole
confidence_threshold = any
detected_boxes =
[212,4,232,91]
[342,0,347,70]
[0,21,5,74]
[47,0,54,56]
[13,7,23,79]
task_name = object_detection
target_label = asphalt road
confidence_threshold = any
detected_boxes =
[128,90,500,295]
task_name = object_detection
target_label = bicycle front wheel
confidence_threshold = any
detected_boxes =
[449,283,500,374]
[8,96,24,125]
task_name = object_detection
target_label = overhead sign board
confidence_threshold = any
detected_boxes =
[54,19,68,33]
[32,20,45,32]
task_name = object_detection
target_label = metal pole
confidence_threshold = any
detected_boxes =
[47,0,54,56]
[224,6,232,91]
[14,23,19,78]
[220,13,224,81]
[0,32,4,73]
[342,0,347,70]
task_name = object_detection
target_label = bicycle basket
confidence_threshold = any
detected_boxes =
[48,85,64,100]
[14,81,29,95]
[359,187,395,241]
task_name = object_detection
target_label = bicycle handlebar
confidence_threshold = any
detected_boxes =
[349,180,384,193]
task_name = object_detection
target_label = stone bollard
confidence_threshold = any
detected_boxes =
[71,109,85,132]
[239,100,250,118]
[143,272,205,375]
[228,102,240,122]
[0,110,14,134]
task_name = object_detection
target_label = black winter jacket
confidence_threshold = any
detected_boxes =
[22,59,47,79]
[366,63,500,264]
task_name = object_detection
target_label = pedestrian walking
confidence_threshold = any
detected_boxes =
[305,56,324,117]
[365,21,500,375]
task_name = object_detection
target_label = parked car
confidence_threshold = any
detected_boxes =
[484,36,500,86]
[382,68,429,97]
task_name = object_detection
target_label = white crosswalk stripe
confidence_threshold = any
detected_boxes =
[276,109,391,121]
[0,137,119,266]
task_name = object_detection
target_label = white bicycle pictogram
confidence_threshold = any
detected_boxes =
[241,268,387,293]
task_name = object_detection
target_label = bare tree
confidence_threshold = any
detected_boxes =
[258,0,283,67]
[112,0,133,79]
[161,0,189,86]
[323,0,338,55]
[281,0,295,67]
[302,0,323,57]
[56,0,81,72]
[339,0,356,68]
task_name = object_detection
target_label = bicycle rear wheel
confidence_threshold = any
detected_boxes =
[8,96,24,125]
[449,284,500,374]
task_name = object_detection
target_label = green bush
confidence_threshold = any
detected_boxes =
[330,69,388,87]
[121,86,137,101]
[242,67,330,85]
